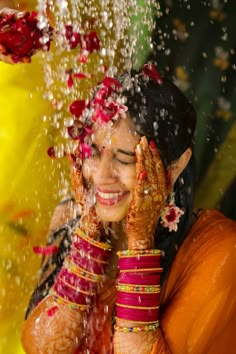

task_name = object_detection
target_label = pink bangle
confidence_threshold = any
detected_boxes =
[117,292,160,307]
[119,255,161,271]
[118,272,161,285]
[59,267,97,292]
[70,248,106,274]
[116,306,159,322]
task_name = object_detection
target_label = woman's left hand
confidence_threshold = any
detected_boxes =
[126,136,170,250]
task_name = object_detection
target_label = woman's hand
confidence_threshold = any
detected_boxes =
[0,8,31,64]
[126,136,170,249]
[71,164,102,239]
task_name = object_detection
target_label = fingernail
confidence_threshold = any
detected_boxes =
[150,140,156,149]
[136,144,142,154]
[139,171,147,180]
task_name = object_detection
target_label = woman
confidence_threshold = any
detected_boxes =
[17,65,236,354]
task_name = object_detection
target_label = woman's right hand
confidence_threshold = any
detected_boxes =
[71,163,102,239]
[0,8,31,64]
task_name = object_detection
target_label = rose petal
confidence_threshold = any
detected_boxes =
[82,31,100,53]
[47,306,59,317]
[33,245,59,255]
[142,64,163,84]
[69,100,86,118]
[47,146,57,158]
[79,143,92,159]
[74,72,88,79]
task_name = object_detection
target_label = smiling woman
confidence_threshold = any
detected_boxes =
[20,65,236,354]
[82,119,138,222]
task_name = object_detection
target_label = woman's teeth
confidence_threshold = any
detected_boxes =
[97,191,124,199]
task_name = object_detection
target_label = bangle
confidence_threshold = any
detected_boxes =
[116,283,160,293]
[76,228,112,251]
[50,290,90,311]
[65,257,104,282]
[117,249,161,257]
[119,267,163,273]
[114,321,159,333]
[116,303,159,310]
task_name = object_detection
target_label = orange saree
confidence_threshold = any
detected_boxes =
[81,209,236,353]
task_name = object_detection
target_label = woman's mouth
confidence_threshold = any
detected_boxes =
[95,190,129,206]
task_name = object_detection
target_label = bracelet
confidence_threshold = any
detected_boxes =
[114,321,159,333]
[71,244,108,264]
[117,249,162,257]
[76,228,112,251]
[116,303,159,310]
[65,257,104,282]
[50,290,90,311]
[59,277,96,296]
[119,267,163,273]
[117,283,160,293]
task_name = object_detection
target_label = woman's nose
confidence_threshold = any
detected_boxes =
[92,153,118,185]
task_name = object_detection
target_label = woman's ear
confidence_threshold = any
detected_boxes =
[168,148,192,186]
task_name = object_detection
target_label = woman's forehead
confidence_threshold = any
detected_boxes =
[92,118,140,149]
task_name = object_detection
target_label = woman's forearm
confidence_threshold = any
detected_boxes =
[22,294,86,354]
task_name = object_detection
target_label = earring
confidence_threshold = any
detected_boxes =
[160,192,184,232]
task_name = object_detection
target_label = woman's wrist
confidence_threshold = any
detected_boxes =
[51,227,112,312]
[114,249,162,332]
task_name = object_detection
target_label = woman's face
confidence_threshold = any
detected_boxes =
[82,118,140,222]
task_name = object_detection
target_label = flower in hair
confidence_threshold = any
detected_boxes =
[142,63,163,85]
[160,194,184,232]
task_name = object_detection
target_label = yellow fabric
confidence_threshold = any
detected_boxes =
[0,56,65,353]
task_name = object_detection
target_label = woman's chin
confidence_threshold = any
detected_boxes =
[95,203,128,223]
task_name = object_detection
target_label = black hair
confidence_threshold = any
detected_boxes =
[122,73,197,284]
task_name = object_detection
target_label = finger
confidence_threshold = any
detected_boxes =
[135,142,145,178]
[71,167,86,207]
[149,140,168,193]
[140,136,157,183]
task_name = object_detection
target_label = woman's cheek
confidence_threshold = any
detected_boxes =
[119,165,136,191]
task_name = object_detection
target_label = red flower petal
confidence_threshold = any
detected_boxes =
[47,306,59,317]
[69,99,86,118]
[79,52,88,63]
[102,76,121,89]
[33,245,59,255]
[47,146,57,158]
[74,72,88,79]
[82,31,100,53]
[79,143,92,159]
[65,25,81,49]
[142,64,163,84]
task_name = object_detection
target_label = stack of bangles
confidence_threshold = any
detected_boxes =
[50,228,111,311]
[115,249,163,333]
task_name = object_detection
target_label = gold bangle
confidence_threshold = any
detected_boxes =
[65,258,103,282]
[75,228,112,251]
[116,283,160,294]
[50,290,90,311]
[117,249,162,257]
[116,303,159,310]
[114,322,159,333]
[115,317,159,324]
[119,268,163,273]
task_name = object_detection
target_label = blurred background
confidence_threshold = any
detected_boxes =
[0,0,235,352]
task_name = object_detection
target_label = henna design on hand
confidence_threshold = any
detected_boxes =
[126,136,169,250]
[71,166,101,239]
